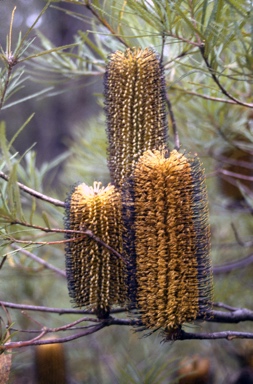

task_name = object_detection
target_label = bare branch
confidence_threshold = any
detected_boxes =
[166,94,180,150]
[2,298,253,346]
[0,301,86,314]
[1,324,105,351]
[219,168,253,182]
[11,317,101,334]
[213,302,238,311]
[172,87,237,104]
[167,329,253,341]
[0,301,128,315]
[210,309,253,323]
[216,155,253,169]
[213,253,253,275]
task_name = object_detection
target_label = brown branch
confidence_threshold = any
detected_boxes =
[1,323,105,351]
[199,44,253,109]
[6,236,74,246]
[217,155,253,169]
[2,299,253,345]
[6,323,253,348]
[166,94,180,150]
[210,309,253,323]
[0,171,65,207]
[0,301,128,315]
[169,329,253,341]
[172,87,237,104]
[0,256,7,270]
[2,299,253,324]
[11,317,101,334]
[164,32,200,47]
[1,315,138,350]
[219,168,253,182]
[213,302,238,311]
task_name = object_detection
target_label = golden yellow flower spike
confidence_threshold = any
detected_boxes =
[65,182,126,318]
[104,47,168,188]
[132,149,213,330]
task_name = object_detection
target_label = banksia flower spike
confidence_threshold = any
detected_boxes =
[104,47,168,188]
[132,149,213,330]
[104,47,168,302]
[65,182,126,318]
[34,340,67,384]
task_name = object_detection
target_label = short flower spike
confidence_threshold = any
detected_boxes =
[64,182,126,318]
[132,149,213,330]
[104,47,168,188]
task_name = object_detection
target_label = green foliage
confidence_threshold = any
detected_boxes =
[61,115,109,186]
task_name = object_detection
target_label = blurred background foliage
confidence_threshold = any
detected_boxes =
[0,0,253,383]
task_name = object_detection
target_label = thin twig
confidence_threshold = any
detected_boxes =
[160,32,166,63]
[213,302,238,311]
[2,299,253,345]
[3,299,253,324]
[0,171,65,207]
[6,236,74,246]
[8,219,127,263]
[11,317,101,334]
[213,253,253,275]
[10,244,66,278]
[0,256,7,270]
[216,155,253,169]
[170,329,253,341]
[84,0,128,48]
[199,44,253,109]
[166,94,180,150]
[2,323,105,350]
[231,223,253,247]
[210,309,253,323]
[0,301,87,314]
[172,87,237,104]
[219,168,253,182]
[0,301,128,315]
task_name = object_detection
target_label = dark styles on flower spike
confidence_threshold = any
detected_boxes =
[104,47,168,188]
[64,182,127,318]
[132,149,213,330]
[64,46,213,336]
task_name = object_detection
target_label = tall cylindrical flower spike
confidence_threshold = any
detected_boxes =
[132,149,213,330]
[104,47,168,188]
[64,182,126,318]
